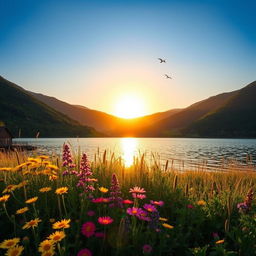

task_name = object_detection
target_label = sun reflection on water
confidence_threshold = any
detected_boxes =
[121,138,138,167]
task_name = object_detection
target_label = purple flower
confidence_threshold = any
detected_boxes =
[143,244,152,254]
[143,204,157,213]
[109,173,123,208]
[62,143,76,170]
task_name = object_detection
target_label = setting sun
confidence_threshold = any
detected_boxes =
[114,94,147,119]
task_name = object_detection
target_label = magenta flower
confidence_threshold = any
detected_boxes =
[150,200,164,207]
[187,204,194,209]
[143,204,157,212]
[98,216,114,225]
[92,197,110,203]
[136,194,147,200]
[109,173,123,208]
[81,222,96,238]
[123,199,134,204]
[77,248,92,256]
[62,143,76,172]
[143,244,152,254]
[127,207,140,216]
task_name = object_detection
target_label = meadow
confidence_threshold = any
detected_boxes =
[0,144,255,256]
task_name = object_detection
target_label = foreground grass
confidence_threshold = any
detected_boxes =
[0,146,255,256]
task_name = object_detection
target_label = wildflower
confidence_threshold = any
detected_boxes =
[187,204,194,209]
[0,238,20,249]
[52,219,71,229]
[22,218,41,229]
[62,143,76,169]
[38,240,55,253]
[48,231,65,243]
[3,184,18,193]
[47,165,59,171]
[39,187,52,193]
[136,194,146,200]
[49,175,58,181]
[55,187,68,195]
[17,180,28,188]
[109,173,123,208]
[137,209,151,221]
[122,199,133,204]
[92,197,110,203]
[129,186,146,194]
[127,207,140,216]
[25,197,38,204]
[81,222,96,238]
[143,204,157,212]
[98,216,113,225]
[159,217,168,222]
[0,167,12,171]
[77,248,92,256]
[5,245,24,256]
[150,200,164,206]
[143,244,152,254]
[197,200,206,206]
[87,210,95,216]
[162,223,174,229]
[216,239,225,244]
[99,187,108,193]
[0,194,10,203]
[16,207,29,215]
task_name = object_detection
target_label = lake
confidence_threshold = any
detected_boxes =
[13,138,256,170]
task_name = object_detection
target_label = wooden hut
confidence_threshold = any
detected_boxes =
[0,126,13,147]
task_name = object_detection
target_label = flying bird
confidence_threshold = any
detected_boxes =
[165,74,172,79]
[158,58,166,63]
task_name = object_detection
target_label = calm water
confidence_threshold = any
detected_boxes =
[13,138,256,170]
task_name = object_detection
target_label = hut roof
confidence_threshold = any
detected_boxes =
[0,127,13,138]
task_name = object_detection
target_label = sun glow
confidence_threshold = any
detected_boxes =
[114,94,147,119]
[121,138,138,167]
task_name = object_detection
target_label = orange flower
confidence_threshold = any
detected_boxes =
[55,187,68,195]
[25,197,38,204]
[0,238,20,249]
[39,187,52,193]
[52,219,70,229]
[48,231,65,243]
[22,218,41,229]
[5,245,24,256]
[0,194,10,203]
[38,239,55,253]
[216,239,225,244]
[16,207,29,215]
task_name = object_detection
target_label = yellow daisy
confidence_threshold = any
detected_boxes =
[3,184,18,193]
[39,187,52,193]
[25,197,38,204]
[0,238,20,249]
[197,200,206,206]
[0,194,10,203]
[38,155,49,160]
[16,207,29,215]
[0,167,12,172]
[22,218,42,229]
[49,175,58,181]
[47,165,59,171]
[99,187,108,193]
[5,245,24,256]
[52,219,70,229]
[48,231,65,243]
[216,239,225,244]
[55,187,68,195]
[38,239,55,253]
[162,223,174,229]
[159,217,168,222]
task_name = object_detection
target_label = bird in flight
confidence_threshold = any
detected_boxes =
[158,58,166,63]
[165,74,172,79]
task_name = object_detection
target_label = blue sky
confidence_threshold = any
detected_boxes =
[0,0,255,115]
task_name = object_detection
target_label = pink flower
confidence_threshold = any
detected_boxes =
[143,244,152,254]
[87,210,95,216]
[98,216,113,225]
[77,248,92,256]
[143,204,157,212]
[127,207,140,216]
[150,200,164,207]
[81,222,96,238]
[187,204,194,209]
[136,194,146,200]
[123,199,134,204]
[92,197,110,203]
[129,186,146,194]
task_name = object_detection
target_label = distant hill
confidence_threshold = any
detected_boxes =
[29,91,181,135]
[0,76,102,137]
[141,81,256,137]
[185,81,256,137]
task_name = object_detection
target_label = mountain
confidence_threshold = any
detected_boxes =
[141,81,256,137]
[185,81,256,137]
[0,76,102,137]
[29,91,181,135]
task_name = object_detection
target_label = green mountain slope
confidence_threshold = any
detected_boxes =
[29,91,181,135]
[140,89,238,136]
[0,76,102,137]
[185,81,256,137]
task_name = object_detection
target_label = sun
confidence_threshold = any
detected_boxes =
[114,94,147,119]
